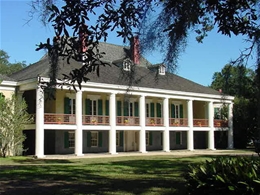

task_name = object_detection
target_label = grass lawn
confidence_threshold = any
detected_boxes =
[0,154,252,195]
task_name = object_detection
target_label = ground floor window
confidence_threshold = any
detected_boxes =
[68,131,75,148]
[176,132,182,145]
[116,131,119,146]
[146,132,149,146]
[91,131,98,147]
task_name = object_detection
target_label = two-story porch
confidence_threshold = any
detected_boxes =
[22,87,233,157]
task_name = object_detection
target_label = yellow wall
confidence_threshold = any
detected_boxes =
[0,89,14,99]
[193,101,207,119]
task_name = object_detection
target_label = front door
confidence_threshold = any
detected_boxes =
[125,131,138,151]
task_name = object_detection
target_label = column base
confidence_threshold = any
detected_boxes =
[34,155,46,159]
[75,153,84,157]
[187,149,194,151]
[208,148,216,151]
[139,151,147,153]
[109,152,118,155]
[163,150,170,152]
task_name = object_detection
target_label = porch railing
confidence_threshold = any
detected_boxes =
[214,119,228,127]
[42,114,229,128]
[193,119,209,127]
[116,116,140,126]
[82,115,109,125]
[44,113,76,124]
[169,118,188,127]
[146,117,163,126]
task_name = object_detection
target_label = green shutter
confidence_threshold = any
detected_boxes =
[120,131,124,147]
[98,99,103,115]
[64,131,69,148]
[149,132,153,146]
[123,101,128,116]
[160,132,163,146]
[105,100,109,116]
[85,99,91,115]
[87,132,91,147]
[156,103,161,117]
[64,97,70,114]
[171,104,175,118]
[176,132,181,145]
[117,101,122,116]
[98,132,103,147]
[151,103,155,117]
[134,102,139,117]
[180,104,183,118]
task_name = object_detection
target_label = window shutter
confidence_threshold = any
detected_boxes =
[151,103,155,117]
[180,104,183,118]
[64,97,70,114]
[123,101,128,116]
[87,132,91,147]
[176,132,181,145]
[64,131,69,148]
[117,101,122,116]
[98,132,103,147]
[120,131,124,147]
[105,100,109,116]
[149,132,153,146]
[156,103,161,117]
[98,99,103,115]
[134,102,139,117]
[171,104,175,118]
[85,99,91,115]
[160,132,163,146]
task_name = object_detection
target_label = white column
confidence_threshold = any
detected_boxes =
[139,95,146,153]
[75,90,83,156]
[208,101,215,150]
[109,92,117,154]
[35,86,45,158]
[187,99,194,151]
[163,97,170,152]
[228,103,234,149]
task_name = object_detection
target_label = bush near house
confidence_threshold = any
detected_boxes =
[185,157,260,195]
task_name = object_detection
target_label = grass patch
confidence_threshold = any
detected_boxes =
[0,155,252,195]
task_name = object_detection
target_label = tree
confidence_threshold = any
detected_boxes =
[0,94,32,157]
[30,0,260,137]
[210,64,257,148]
[0,50,27,76]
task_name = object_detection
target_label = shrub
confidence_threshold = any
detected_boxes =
[185,157,260,195]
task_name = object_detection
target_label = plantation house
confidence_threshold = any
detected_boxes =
[0,39,234,158]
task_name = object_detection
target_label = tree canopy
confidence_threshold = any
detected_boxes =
[0,50,27,76]
[30,0,260,86]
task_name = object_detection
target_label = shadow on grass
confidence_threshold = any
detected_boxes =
[0,158,191,195]
[12,158,73,164]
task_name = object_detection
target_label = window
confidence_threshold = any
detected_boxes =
[214,107,221,119]
[146,103,150,117]
[176,132,182,145]
[175,105,179,118]
[90,100,97,115]
[67,98,76,114]
[146,132,149,146]
[116,131,119,146]
[91,131,98,147]
[159,65,165,75]
[123,59,131,71]
[68,131,75,148]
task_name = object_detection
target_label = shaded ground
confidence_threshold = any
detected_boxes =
[0,149,257,195]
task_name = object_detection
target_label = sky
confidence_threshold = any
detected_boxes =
[0,0,256,87]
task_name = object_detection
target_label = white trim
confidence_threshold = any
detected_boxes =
[0,81,17,86]
[0,86,16,91]
[87,95,101,100]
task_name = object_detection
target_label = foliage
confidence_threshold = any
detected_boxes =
[0,94,32,157]
[29,0,260,87]
[185,157,260,195]
[0,50,27,76]
[210,64,257,148]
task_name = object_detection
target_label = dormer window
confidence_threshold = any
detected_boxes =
[159,65,165,75]
[123,59,132,71]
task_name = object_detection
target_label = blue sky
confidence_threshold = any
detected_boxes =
[0,0,256,86]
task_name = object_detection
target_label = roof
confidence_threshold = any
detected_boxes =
[10,42,221,95]
[0,74,16,81]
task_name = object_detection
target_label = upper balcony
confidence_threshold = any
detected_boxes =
[42,113,228,128]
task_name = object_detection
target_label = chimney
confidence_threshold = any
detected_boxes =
[79,24,88,53]
[131,36,140,65]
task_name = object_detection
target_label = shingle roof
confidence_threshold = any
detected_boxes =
[10,42,220,95]
[0,74,16,81]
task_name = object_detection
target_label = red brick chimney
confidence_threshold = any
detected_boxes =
[131,36,140,65]
[79,24,88,53]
